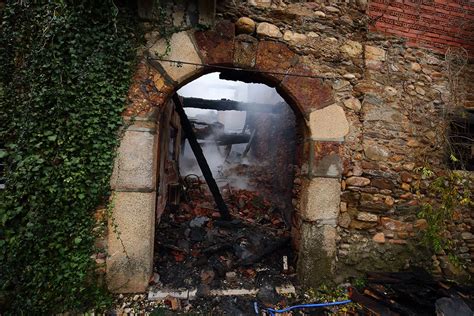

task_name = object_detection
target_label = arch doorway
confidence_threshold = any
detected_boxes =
[107,27,350,293]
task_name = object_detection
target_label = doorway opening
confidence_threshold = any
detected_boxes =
[152,72,301,301]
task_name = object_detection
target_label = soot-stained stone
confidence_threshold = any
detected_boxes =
[310,141,343,178]
[256,41,298,83]
[281,63,334,116]
[194,20,235,65]
[234,34,258,68]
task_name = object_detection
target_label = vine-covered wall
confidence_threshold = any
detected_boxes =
[0,1,139,313]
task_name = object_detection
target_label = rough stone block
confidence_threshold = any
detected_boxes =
[107,192,155,293]
[111,129,157,191]
[297,223,336,288]
[149,31,203,83]
[256,41,297,83]
[299,178,341,221]
[234,34,258,68]
[308,104,349,140]
[281,63,334,115]
[310,141,343,178]
[194,21,234,65]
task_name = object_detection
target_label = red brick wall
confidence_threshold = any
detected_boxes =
[368,0,474,55]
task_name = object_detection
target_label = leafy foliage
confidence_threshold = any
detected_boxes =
[416,168,473,258]
[0,1,139,313]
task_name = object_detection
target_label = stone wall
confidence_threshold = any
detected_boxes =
[105,0,474,292]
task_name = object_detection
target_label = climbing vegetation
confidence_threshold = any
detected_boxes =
[0,1,139,313]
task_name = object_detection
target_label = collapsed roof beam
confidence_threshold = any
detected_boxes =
[182,97,283,113]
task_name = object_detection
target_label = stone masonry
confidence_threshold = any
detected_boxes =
[105,0,474,292]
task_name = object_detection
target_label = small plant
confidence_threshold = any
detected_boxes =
[416,167,473,258]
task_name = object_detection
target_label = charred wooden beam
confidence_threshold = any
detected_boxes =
[182,97,283,113]
[173,94,231,220]
[215,133,250,146]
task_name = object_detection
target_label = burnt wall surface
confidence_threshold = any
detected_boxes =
[107,0,474,291]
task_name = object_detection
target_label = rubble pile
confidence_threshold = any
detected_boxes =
[153,177,294,291]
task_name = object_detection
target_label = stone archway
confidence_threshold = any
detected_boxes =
[107,21,350,293]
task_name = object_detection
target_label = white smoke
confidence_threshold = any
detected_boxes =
[177,72,285,189]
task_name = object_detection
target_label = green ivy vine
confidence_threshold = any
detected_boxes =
[0,1,139,313]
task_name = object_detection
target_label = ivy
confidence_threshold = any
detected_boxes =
[0,1,139,313]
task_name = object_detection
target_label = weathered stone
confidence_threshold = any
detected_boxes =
[363,98,403,123]
[150,31,202,83]
[256,22,283,38]
[364,143,390,161]
[311,141,343,178]
[371,178,394,190]
[297,223,336,287]
[366,46,386,61]
[346,176,370,187]
[314,10,326,17]
[357,0,368,10]
[309,104,349,140]
[325,6,340,13]
[194,21,235,65]
[283,30,307,44]
[400,172,413,183]
[414,219,428,231]
[415,86,425,95]
[249,0,271,7]
[373,232,385,243]
[360,193,392,212]
[107,192,155,293]
[401,183,411,191]
[381,217,407,232]
[343,97,361,111]
[235,17,256,34]
[299,178,340,221]
[340,40,363,58]
[357,212,378,222]
[234,34,258,68]
[353,80,384,96]
[281,64,334,114]
[365,45,386,70]
[256,41,297,79]
[111,129,156,191]
[411,62,422,72]
[339,212,351,228]
[350,219,377,229]
[461,232,473,240]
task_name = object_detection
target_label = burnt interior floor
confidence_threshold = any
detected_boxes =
[152,176,297,292]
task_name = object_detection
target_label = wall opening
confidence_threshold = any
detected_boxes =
[152,72,303,292]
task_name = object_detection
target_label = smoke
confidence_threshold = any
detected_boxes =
[177,72,288,190]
